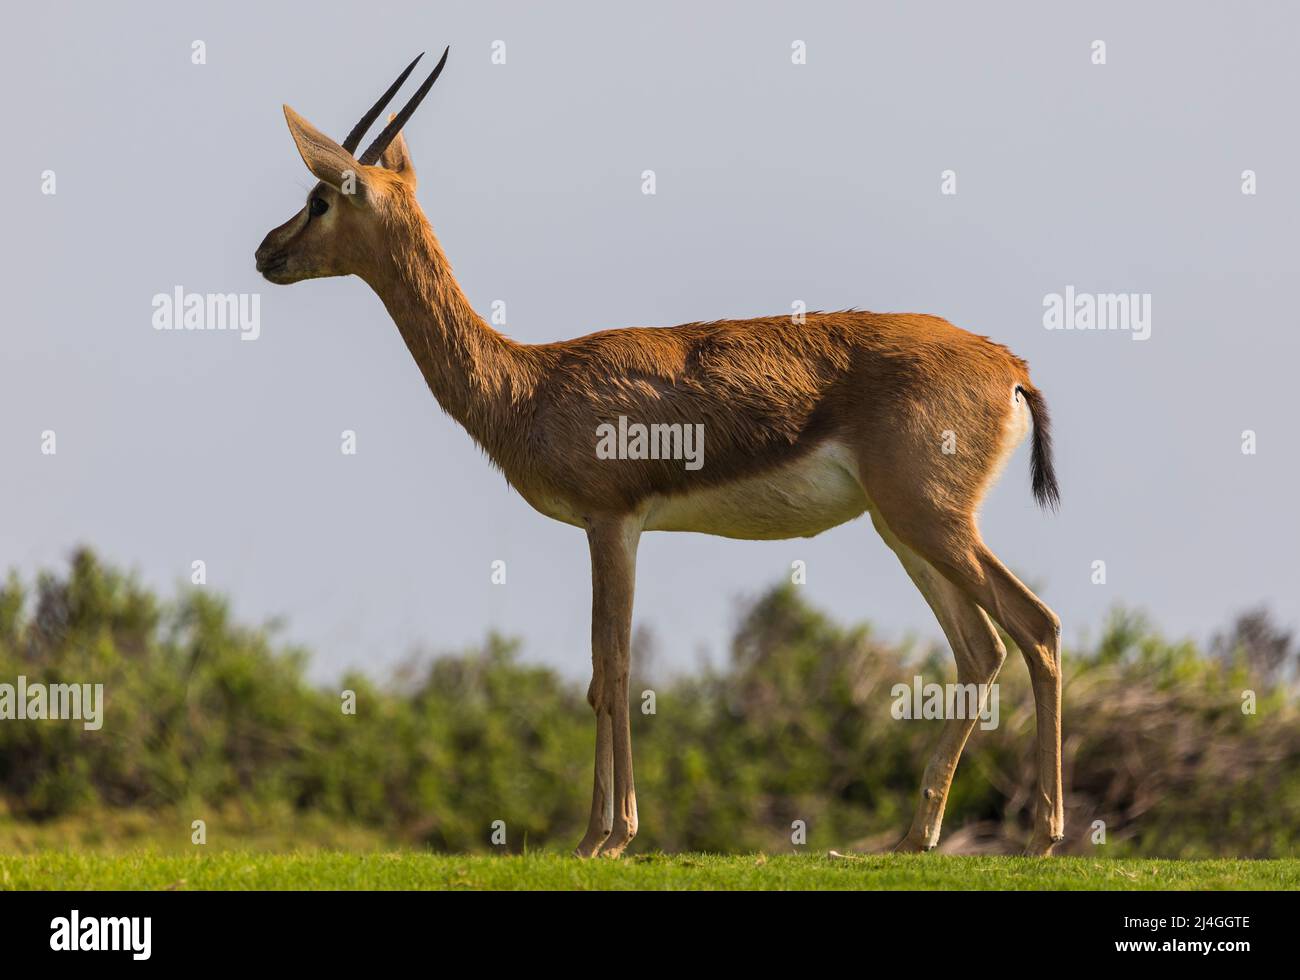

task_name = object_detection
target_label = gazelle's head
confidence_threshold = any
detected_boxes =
[255,50,448,285]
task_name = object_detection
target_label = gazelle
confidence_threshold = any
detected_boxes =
[256,50,1065,857]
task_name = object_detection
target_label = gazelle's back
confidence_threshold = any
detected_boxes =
[525,311,1034,520]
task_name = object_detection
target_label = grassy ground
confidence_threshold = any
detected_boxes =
[2,851,1296,890]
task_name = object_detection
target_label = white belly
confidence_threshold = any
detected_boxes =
[644,441,867,539]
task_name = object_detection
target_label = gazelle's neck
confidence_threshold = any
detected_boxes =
[363,207,536,467]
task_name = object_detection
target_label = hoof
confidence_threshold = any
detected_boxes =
[597,826,636,859]
[573,830,610,858]
[1022,834,1064,857]
[892,834,935,854]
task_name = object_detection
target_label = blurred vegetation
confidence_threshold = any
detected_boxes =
[1,548,1297,857]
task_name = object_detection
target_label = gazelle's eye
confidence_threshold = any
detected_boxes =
[309,197,329,217]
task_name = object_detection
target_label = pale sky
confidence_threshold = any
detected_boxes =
[2,1,1296,681]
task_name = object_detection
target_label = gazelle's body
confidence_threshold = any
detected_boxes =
[257,51,1065,857]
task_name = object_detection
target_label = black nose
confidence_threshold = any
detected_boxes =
[255,232,283,272]
[255,245,285,274]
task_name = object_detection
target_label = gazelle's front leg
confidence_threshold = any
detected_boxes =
[573,681,613,857]
[574,515,641,858]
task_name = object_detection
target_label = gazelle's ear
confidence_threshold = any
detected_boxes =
[378,114,416,189]
[283,105,368,201]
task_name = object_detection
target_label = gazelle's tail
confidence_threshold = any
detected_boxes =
[1015,384,1059,510]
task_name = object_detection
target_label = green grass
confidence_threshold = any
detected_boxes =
[1,851,1296,890]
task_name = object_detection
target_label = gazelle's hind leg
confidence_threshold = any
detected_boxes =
[964,544,1063,856]
[879,508,1064,855]
[869,511,1007,852]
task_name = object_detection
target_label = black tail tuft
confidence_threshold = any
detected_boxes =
[1017,384,1060,511]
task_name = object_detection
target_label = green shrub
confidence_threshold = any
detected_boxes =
[1,549,1296,856]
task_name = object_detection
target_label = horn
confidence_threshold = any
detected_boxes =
[341,52,425,154]
[358,46,449,166]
